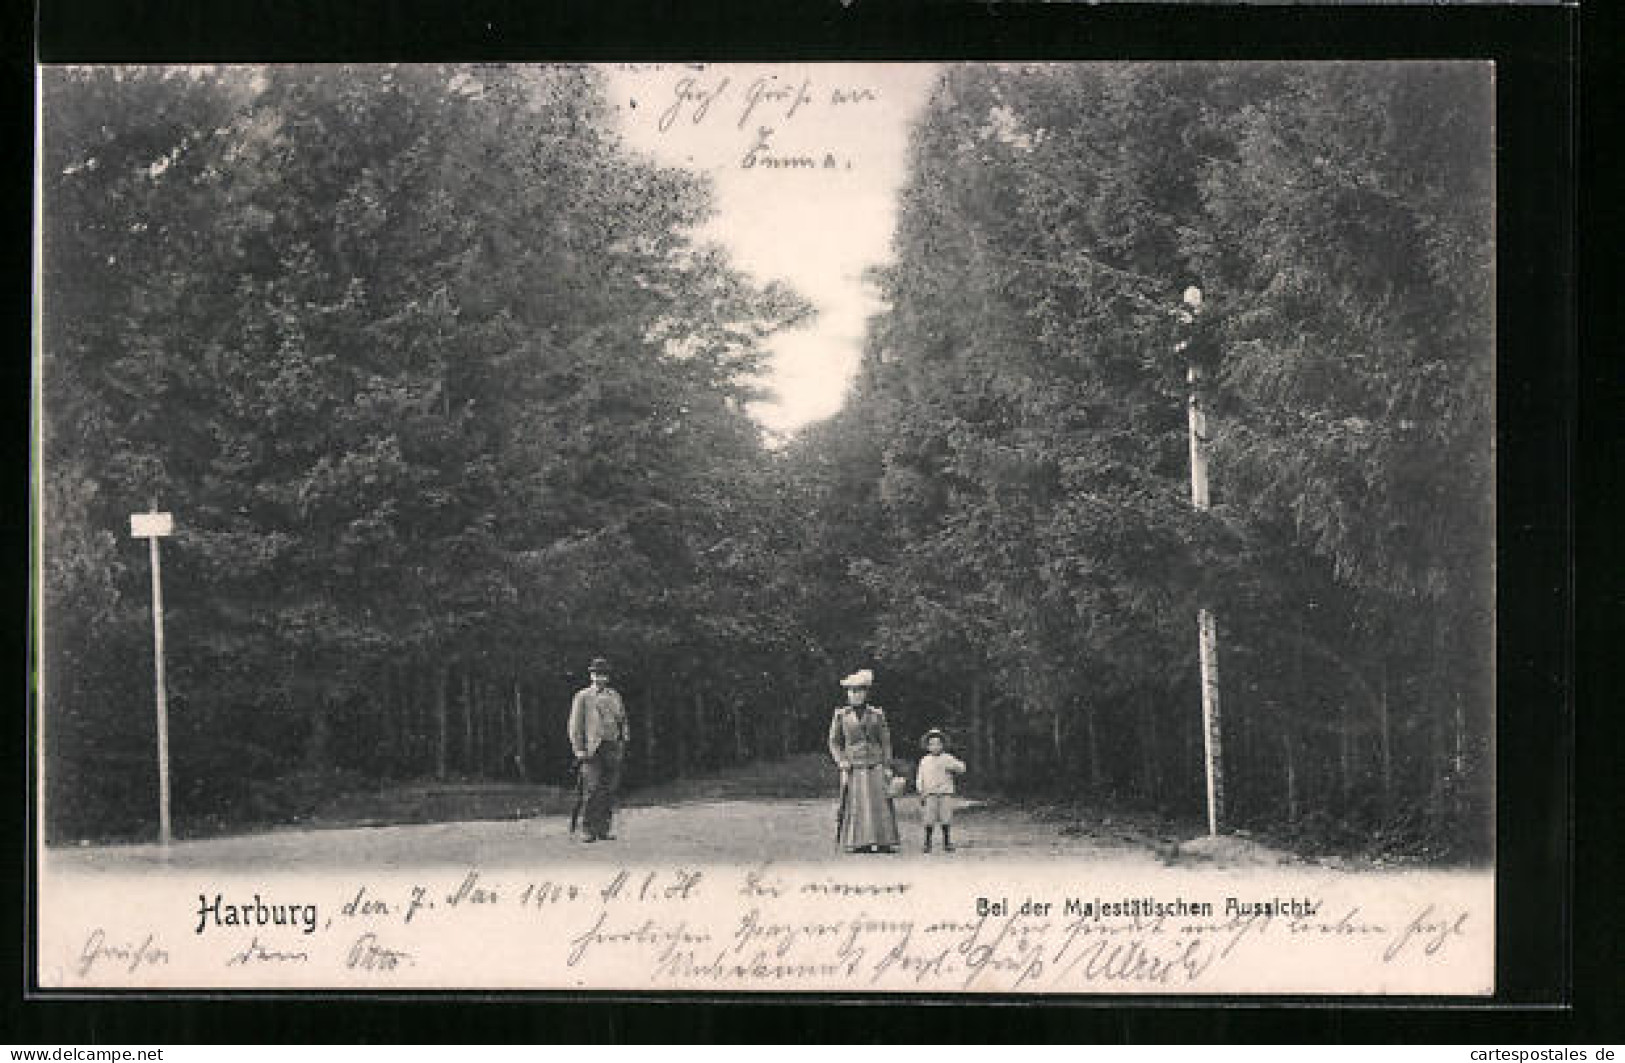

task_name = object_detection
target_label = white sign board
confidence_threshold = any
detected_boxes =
[129,512,174,538]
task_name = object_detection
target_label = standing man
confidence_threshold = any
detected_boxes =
[568,657,629,843]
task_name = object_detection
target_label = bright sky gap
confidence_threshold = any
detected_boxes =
[602,63,941,439]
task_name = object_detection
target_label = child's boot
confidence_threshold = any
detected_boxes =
[923,826,934,853]
[943,826,956,852]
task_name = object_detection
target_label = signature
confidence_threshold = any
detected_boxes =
[225,934,310,966]
[76,928,168,978]
[346,932,413,971]
[1383,905,1470,962]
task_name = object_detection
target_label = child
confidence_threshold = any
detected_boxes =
[915,728,967,852]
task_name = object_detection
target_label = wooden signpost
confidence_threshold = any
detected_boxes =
[130,509,174,846]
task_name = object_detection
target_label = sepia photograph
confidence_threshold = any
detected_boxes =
[33,60,1496,994]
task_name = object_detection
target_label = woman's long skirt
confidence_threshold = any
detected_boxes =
[839,765,900,851]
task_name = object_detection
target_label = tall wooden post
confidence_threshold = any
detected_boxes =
[131,509,174,846]
[1181,287,1225,837]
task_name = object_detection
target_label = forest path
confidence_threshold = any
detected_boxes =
[43,795,1254,873]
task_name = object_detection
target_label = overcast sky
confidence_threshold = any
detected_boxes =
[600,63,941,439]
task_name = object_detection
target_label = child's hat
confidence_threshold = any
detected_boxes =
[839,668,874,689]
[920,727,948,750]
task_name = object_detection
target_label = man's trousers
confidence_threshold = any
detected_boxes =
[581,741,624,838]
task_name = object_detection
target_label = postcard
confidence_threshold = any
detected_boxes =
[33,60,1496,995]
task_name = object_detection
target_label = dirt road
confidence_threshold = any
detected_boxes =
[44,795,1265,874]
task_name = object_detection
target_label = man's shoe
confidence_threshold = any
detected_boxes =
[943,842,956,852]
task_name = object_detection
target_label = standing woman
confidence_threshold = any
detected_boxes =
[828,669,900,853]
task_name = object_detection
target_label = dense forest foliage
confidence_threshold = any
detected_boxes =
[41,65,824,838]
[39,63,1493,860]
[801,63,1495,859]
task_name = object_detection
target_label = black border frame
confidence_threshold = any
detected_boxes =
[10,0,1601,1044]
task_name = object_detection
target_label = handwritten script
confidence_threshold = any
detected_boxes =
[656,74,879,134]
[45,864,1489,992]
[638,71,881,172]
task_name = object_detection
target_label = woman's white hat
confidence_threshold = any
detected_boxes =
[839,668,875,689]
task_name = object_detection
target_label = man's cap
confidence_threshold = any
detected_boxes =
[839,668,874,689]
[589,657,611,674]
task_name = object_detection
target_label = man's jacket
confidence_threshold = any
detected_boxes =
[568,685,629,759]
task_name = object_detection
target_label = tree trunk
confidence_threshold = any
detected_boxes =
[985,695,1000,786]
[417,664,430,774]
[513,679,527,781]
[486,677,498,777]
[435,664,449,781]
[1425,619,1449,830]
[396,664,411,775]
[692,686,707,775]
[1290,637,1309,820]
[462,671,475,775]
[386,665,401,775]
[481,677,492,777]
[1283,728,1299,823]
[732,695,747,764]
[307,696,330,770]
[1141,694,1161,804]
[1453,690,1466,776]
[1083,704,1102,797]
[398,665,411,775]
[968,675,985,780]
[1452,688,1467,823]
[472,677,485,776]
[1377,657,1392,817]
[480,676,491,776]
[643,687,657,775]
[491,677,505,777]
[1339,687,1354,813]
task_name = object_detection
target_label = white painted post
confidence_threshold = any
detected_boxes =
[1181,288,1224,837]
[131,510,174,846]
